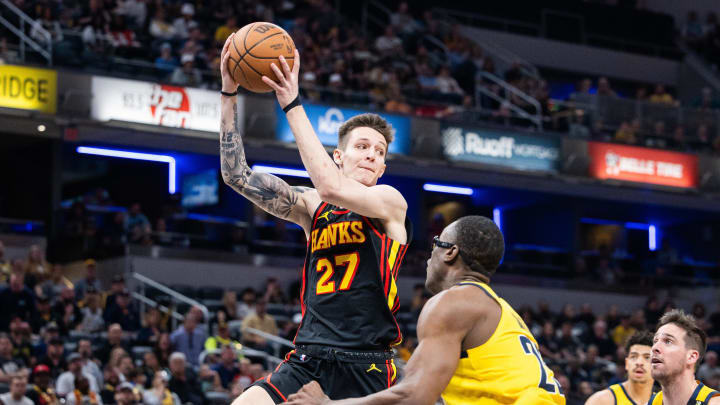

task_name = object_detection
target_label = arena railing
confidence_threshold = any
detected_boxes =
[476,71,543,130]
[0,0,52,65]
[131,272,210,330]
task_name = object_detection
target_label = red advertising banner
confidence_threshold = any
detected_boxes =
[588,142,698,188]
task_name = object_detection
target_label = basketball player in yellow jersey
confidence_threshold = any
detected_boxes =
[283,216,565,405]
[584,331,654,405]
[649,309,720,405]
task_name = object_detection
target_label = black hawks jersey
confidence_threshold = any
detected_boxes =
[293,202,413,350]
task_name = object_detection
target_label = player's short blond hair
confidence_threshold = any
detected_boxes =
[338,113,394,152]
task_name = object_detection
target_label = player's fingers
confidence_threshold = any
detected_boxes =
[261,76,282,92]
[292,49,300,75]
[222,33,233,55]
[279,55,292,78]
[270,63,287,85]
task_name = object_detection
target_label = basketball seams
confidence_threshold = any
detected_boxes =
[230,22,295,92]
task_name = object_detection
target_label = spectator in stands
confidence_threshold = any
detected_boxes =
[114,0,146,30]
[116,355,134,383]
[240,299,278,353]
[114,382,136,405]
[126,204,151,245]
[375,26,403,57]
[576,304,596,328]
[584,319,616,358]
[597,77,617,97]
[648,84,674,105]
[136,308,163,346]
[557,322,581,360]
[1,375,33,405]
[104,288,140,331]
[236,288,257,320]
[8,319,31,366]
[154,42,178,75]
[105,275,130,318]
[78,339,103,390]
[214,16,237,45]
[100,366,119,404]
[170,54,203,87]
[78,286,104,334]
[154,333,173,368]
[96,324,128,365]
[37,337,66,380]
[74,259,102,302]
[611,315,636,346]
[27,364,58,405]
[210,345,239,390]
[141,351,162,386]
[384,89,413,114]
[671,125,687,150]
[0,333,28,384]
[263,278,288,305]
[204,322,240,354]
[143,370,180,405]
[0,273,35,330]
[168,352,204,405]
[644,296,663,329]
[391,2,420,38]
[56,353,100,398]
[699,351,720,383]
[614,121,637,144]
[53,287,82,335]
[29,5,63,47]
[37,263,70,303]
[537,321,561,361]
[65,375,101,405]
[149,7,175,44]
[173,3,198,41]
[170,311,206,367]
[436,66,464,99]
[24,245,49,280]
[219,291,238,321]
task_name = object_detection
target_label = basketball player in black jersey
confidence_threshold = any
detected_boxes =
[219,35,411,405]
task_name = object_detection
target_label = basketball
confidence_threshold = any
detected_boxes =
[227,22,296,93]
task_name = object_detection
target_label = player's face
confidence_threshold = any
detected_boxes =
[425,223,455,294]
[651,323,695,381]
[625,344,652,384]
[334,128,387,187]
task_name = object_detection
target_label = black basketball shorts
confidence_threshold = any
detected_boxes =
[249,345,398,403]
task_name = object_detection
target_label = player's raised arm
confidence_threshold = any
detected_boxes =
[261,51,406,225]
[283,290,472,405]
[219,34,317,234]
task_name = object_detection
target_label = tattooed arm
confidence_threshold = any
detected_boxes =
[218,34,318,234]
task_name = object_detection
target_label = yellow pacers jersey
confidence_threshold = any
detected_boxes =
[608,383,643,405]
[648,382,719,405]
[441,281,565,405]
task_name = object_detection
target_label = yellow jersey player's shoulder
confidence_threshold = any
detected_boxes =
[583,387,616,405]
[417,286,481,334]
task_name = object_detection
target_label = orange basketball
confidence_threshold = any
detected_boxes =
[227,22,296,93]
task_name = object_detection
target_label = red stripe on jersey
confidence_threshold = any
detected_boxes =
[265,374,287,402]
[312,202,328,228]
[331,209,350,215]
[361,216,384,239]
[385,360,391,388]
[393,245,408,279]
[293,260,308,345]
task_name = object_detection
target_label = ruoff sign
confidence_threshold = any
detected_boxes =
[588,142,698,188]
